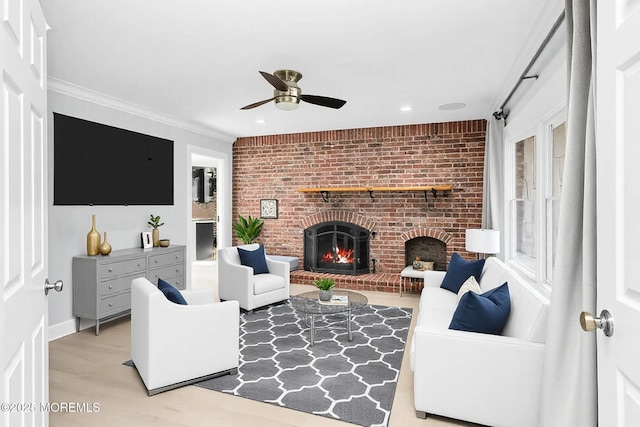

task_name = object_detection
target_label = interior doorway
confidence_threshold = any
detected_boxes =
[188,148,228,295]
[192,166,217,260]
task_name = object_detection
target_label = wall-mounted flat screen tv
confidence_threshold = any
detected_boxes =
[53,113,174,206]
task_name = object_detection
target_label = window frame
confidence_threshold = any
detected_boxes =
[505,104,566,289]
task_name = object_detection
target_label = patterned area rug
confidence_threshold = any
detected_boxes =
[197,301,412,427]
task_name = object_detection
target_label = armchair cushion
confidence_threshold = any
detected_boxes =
[440,252,485,293]
[237,244,269,274]
[449,282,511,335]
[158,278,188,305]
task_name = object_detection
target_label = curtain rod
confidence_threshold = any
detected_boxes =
[493,10,566,121]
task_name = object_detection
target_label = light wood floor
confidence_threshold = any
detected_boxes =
[49,284,476,427]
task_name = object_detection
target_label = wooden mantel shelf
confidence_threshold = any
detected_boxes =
[298,185,452,203]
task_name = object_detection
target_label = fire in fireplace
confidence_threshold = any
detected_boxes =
[304,221,370,275]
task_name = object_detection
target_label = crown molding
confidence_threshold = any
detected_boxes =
[47,77,236,144]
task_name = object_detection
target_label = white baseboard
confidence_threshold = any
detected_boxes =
[48,319,78,342]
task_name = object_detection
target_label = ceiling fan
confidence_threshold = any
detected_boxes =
[240,70,347,111]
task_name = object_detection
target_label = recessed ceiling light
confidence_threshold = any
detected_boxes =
[400,106,413,112]
[256,119,266,124]
[438,103,466,111]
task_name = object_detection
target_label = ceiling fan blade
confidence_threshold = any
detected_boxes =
[240,97,276,110]
[300,94,347,109]
[259,71,289,92]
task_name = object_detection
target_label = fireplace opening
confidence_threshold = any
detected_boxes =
[405,237,447,271]
[304,221,370,275]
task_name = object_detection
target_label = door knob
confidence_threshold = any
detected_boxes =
[580,309,614,337]
[44,279,64,295]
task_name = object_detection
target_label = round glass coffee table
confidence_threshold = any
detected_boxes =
[290,290,368,346]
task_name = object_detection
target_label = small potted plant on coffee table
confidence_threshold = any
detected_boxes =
[313,278,336,301]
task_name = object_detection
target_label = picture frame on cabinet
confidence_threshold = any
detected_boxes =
[141,232,153,249]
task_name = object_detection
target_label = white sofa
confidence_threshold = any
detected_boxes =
[218,244,290,311]
[411,257,549,427]
[131,277,240,395]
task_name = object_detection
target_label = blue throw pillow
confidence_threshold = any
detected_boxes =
[440,252,485,293]
[449,282,511,335]
[237,244,269,274]
[158,278,188,305]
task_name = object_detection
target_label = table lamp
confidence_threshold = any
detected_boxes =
[465,229,500,259]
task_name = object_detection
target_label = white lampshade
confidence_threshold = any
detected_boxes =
[465,229,501,254]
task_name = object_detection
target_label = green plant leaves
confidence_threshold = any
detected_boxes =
[313,278,336,291]
[233,214,264,244]
[148,214,164,229]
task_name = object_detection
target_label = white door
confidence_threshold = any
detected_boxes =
[596,0,640,424]
[0,0,51,426]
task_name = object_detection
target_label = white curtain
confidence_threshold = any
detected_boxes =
[481,117,504,232]
[540,0,597,425]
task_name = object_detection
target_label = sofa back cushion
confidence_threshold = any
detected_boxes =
[478,258,549,343]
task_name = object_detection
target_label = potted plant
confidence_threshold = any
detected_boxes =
[147,215,164,247]
[233,214,264,244]
[313,277,336,301]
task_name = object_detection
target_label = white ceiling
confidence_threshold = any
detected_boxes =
[42,0,563,140]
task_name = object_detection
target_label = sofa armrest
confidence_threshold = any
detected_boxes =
[423,270,446,288]
[413,326,544,427]
[181,288,216,305]
[265,257,290,282]
[218,258,254,306]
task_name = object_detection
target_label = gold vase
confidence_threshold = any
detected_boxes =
[86,214,100,256]
[99,232,112,256]
[152,229,160,247]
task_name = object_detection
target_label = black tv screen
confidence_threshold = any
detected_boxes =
[53,113,174,205]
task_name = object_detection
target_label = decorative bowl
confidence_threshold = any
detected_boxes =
[159,239,170,247]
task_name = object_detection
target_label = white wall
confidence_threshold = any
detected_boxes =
[47,90,234,337]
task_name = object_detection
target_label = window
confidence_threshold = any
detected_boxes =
[508,112,566,286]
[514,136,537,270]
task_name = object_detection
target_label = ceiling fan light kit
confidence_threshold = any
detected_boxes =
[241,69,346,111]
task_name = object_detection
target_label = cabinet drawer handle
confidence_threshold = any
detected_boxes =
[108,285,113,289]
[155,260,158,263]
[176,281,180,285]
[108,268,113,272]
[109,303,113,307]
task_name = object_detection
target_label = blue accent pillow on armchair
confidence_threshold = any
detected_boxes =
[158,278,188,305]
[440,252,485,293]
[237,244,270,275]
[449,282,511,335]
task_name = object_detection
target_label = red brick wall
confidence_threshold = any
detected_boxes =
[232,120,486,275]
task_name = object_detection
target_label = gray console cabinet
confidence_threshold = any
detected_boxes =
[73,245,185,335]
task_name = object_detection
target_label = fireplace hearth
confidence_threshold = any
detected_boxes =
[304,221,370,275]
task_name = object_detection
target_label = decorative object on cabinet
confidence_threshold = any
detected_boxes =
[73,245,185,335]
[260,199,278,219]
[159,239,170,247]
[99,232,112,255]
[147,214,164,247]
[86,214,100,256]
[141,232,152,249]
[232,214,264,244]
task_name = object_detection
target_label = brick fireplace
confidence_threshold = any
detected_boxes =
[232,120,486,293]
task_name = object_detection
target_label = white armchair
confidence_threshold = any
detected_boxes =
[131,277,239,396]
[217,243,290,311]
